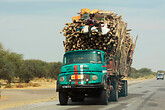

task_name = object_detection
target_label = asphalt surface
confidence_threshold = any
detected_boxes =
[3,78,165,110]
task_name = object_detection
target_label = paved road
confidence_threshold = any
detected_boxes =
[4,78,165,110]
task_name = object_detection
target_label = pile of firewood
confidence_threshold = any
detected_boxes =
[60,9,137,75]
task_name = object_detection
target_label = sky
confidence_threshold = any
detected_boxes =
[0,0,165,72]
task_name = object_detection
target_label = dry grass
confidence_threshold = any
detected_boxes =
[32,78,55,83]
[15,83,41,88]
[0,78,56,89]
[125,75,155,80]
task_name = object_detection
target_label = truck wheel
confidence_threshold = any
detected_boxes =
[100,89,108,105]
[125,80,128,96]
[110,82,118,102]
[108,92,111,102]
[119,80,128,97]
[59,92,68,105]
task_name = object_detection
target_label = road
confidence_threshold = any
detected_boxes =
[4,78,165,110]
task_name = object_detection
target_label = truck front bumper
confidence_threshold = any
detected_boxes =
[56,84,104,92]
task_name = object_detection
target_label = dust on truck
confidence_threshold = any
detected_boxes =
[56,8,138,105]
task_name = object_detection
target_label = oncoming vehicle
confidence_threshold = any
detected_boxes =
[157,73,164,80]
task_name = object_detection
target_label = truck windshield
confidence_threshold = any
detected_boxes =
[157,74,163,77]
[64,51,102,65]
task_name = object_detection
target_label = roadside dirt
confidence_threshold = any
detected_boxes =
[126,77,151,86]
[0,78,153,109]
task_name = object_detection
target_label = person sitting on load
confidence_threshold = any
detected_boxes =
[84,13,102,36]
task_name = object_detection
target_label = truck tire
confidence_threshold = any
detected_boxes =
[59,92,68,105]
[110,81,118,102]
[125,80,128,96]
[119,80,128,97]
[100,89,108,105]
[108,92,111,102]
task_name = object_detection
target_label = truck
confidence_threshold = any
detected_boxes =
[56,9,137,105]
[156,72,164,80]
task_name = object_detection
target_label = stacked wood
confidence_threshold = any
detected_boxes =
[60,9,137,76]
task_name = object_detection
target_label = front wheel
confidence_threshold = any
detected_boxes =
[59,92,68,105]
[100,89,108,105]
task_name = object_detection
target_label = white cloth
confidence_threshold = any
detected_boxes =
[101,23,110,35]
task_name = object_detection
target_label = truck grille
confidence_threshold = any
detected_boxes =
[68,74,91,82]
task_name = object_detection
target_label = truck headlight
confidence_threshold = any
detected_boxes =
[60,76,64,82]
[92,75,98,81]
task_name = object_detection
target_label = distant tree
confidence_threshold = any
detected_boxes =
[0,42,63,83]
[18,60,49,83]
[2,61,15,83]
[138,68,152,74]
[157,70,165,74]
[128,67,156,78]
[0,43,3,51]
[0,45,20,83]
[19,60,35,83]
[128,67,138,77]
[27,60,47,78]
[4,52,23,78]
[48,62,62,79]
[130,67,137,73]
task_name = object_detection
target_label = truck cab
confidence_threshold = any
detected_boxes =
[57,49,109,105]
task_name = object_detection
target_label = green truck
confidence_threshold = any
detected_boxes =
[57,9,137,105]
[56,49,128,105]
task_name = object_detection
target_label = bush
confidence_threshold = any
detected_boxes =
[0,82,2,88]
[4,83,13,88]
[30,83,40,87]
[129,72,139,78]
[15,83,27,88]
[15,83,41,88]
[129,67,157,79]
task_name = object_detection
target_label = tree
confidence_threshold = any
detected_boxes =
[138,68,152,74]
[19,60,35,83]
[18,60,48,83]
[0,42,63,83]
[0,47,18,83]
[47,62,62,79]
[157,70,165,74]
[4,52,23,78]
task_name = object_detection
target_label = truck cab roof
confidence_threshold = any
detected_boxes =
[65,49,105,54]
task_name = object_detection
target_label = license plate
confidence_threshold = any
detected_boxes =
[62,86,71,88]
[71,75,83,80]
